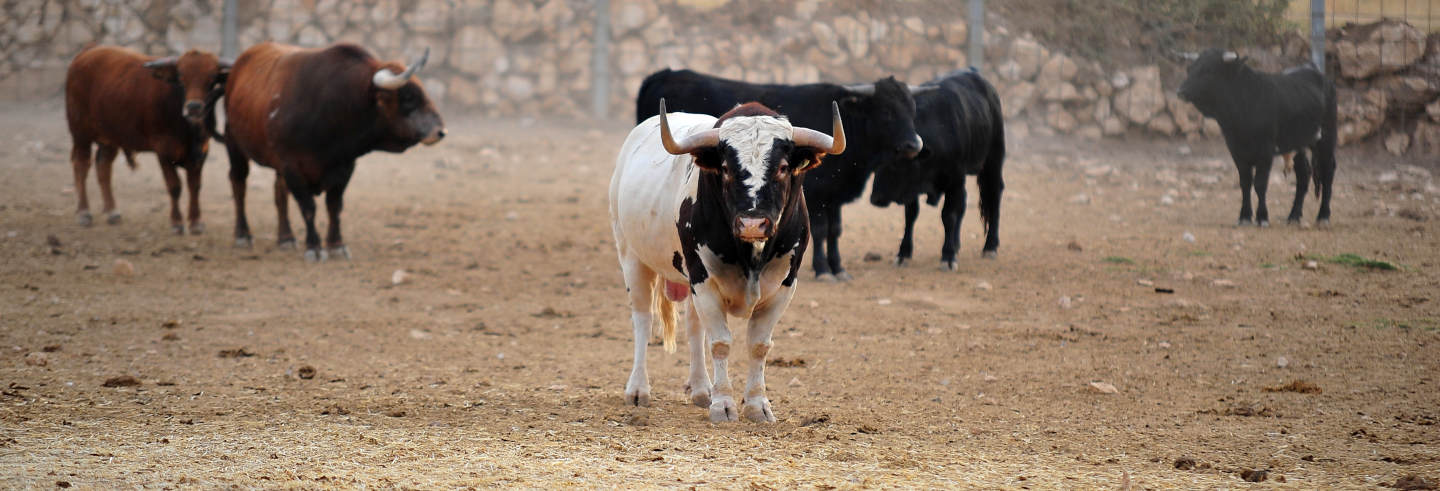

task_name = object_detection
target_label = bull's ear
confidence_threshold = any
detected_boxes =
[791,149,826,173]
[690,148,723,171]
[143,57,178,81]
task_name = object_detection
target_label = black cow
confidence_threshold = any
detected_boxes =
[870,68,1005,270]
[1178,49,1337,227]
[637,68,923,281]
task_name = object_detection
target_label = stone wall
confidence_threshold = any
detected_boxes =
[2,0,1436,155]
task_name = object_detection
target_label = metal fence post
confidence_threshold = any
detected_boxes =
[222,0,237,59]
[591,0,611,119]
[968,0,984,69]
[1310,0,1325,74]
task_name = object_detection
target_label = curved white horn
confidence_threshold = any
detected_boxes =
[1222,51,1238,61]
[658,99,719,155]
[843,84,875,96]
[372,47,430,90]
[792,101,845,155]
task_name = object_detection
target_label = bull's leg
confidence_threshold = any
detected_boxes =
[692,290,737,422]
[809,206,834,280]
[159,160,185,234]
[323,164,355,260]
[1286,150,1311,225]
[683,301,712,408]
[826,209,851,281]
[619,258,656,406]
[978,155,1003,258]
[274,175,296,249]
[282,169,323,262]
[1315,147,1335,227]
[1235,162,1255,226]
[1252,157,1274,227]
[94,145,122,225]
[895,199,920,266]
[184,162,204,234]
[739,285,795,423]
[227,144,253,247]
[939,185,967,271]
[71,140,93,226]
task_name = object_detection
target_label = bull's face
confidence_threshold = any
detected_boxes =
[372,49,445,152]
[1178,49,1245,118]
[145,50,230,126]
[660,101,845,244]
[869,154,928,207]
[846,76,923,167]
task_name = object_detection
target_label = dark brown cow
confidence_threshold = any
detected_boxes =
[224,42,445,262]
[64,45,229,232]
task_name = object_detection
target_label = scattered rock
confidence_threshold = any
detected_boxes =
[800,414,830,427]
[1379,171,1400,183]
[45,234,61,248]
[102,375,141,387]
[1066,240,1083,252]
[1088,381,1119,394]
[862,251,884,262]
[975,281,992,291]
[1303,260,1319,270]
[1389,474,1437,490]
[385,409,406,418]
[297,365,317,380]
[113,259,136,277]
[1241,469,1269,483]
[320,405,350,415]
[1276,356,1289,368]
[391,269,409,285]
[218,348,255,358]
[1058,296,1072,309]
[876,298,892,305]
[1211,279,1236,288]
[1182,231,1196,243]
[1174,456,1196,470]
[1263,380,1321,394]
[1158,341,1172,349]
[767,357,807,368]
[1137,279,1154,287]
[24,352,48,366]
[788,377,802,387]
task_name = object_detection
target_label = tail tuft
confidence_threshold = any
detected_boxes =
[650,279,678,354]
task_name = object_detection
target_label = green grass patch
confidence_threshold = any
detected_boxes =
[1102,256,1135,265]
[1309,253,1400,271]
[1260,262,1278,269]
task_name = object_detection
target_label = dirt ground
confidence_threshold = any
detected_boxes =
[1,100,1437,489]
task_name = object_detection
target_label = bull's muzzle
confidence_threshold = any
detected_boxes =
[422,127,446,145]
[183,100,205,125]
[735,216,772,242]
[900,134,923,159]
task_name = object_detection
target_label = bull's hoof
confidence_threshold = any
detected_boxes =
[741,397,775,423]
[76,211,93,227]
[303,248,327,263]
[1316,218,1331,229]
[277,238,297,250]
[1237,218,1254,227]
[171,224,185,235]
[684,382,712,408]
[106,212,123,225]
[234,236,253,248]
[1287,217,1302,226]
[189,222,205,235]
[894,256,911,267]
[1258,219,1270,228]
[814,273,837,283]
[624,381,650,407]
[833,271,854,282]
[981,249,998,259]
[327,245,351,260]
[940,260,958,271]
[708,396,738,422]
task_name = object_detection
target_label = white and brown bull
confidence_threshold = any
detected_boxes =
[609,100,844,422]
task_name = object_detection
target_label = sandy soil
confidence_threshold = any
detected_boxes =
[1,101,1437,488]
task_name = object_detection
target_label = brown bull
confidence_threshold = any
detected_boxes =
[223,42,445,262]
[64,45,229,232]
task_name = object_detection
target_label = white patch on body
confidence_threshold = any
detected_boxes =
[718,115,793,205]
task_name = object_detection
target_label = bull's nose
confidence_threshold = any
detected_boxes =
[735,216,772,242]
[899,135,923,159]
[422,128,446,145]
[183,100,204,122]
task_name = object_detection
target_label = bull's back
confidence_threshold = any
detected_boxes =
[65,46,169,149]
[610,113,711,281]
[224,42,305,166]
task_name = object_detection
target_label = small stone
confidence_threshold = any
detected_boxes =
[1066,240,1083,252]
[1303,260,1319,270]
[1088,381,1119,394]
[1058,296,1072,309]
[1378,171,1399,183]
[102,376,141,388]
[877,298,892,305]
[788,377,802,387]
[1240,469,1268,483]
[391,269,409,285]
[24,352,48,366]
[113,259,135,277]
[1174,456,1196,470]
[297,365,317,379]
[1158,341,1172,349]
[1182,231,1196,243]
[1212,279,1236,288]
[1137,279,1154,287]
[1276,356,1289,368]
[1160,195,1175,206]
[975,281,992,291]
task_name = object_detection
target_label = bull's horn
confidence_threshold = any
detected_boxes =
[658,98,719,155]
[843,83,875,96]
[218,58,234,70]
[1222,51,1238,61]
[908,84,940,94]
[792,101,846,155]
[143,57,177,69]
[372,47,430,90]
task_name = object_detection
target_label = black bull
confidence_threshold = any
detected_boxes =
[1178,49,1338,227]
[870,68,1006,270]
[636,68,924,281]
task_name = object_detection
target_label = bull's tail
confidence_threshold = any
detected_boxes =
[650,278,678,354]
[122,149,137,171]
[1314,78,1338,199]
[978,78,1006,253]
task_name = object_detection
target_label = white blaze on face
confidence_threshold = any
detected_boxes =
[718,115,793,206]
